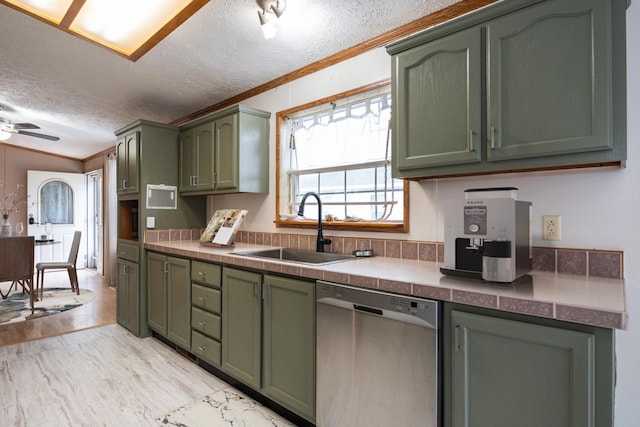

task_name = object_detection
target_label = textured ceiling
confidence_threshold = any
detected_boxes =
[0,0,459,160]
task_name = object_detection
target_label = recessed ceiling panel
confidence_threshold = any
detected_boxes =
[3,0,74,24]
[69,0,193,56]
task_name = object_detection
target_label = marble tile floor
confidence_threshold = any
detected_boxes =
[0,324,295,426]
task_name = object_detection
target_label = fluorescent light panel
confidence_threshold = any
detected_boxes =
[2,0,206,59]
[4,0,74,24]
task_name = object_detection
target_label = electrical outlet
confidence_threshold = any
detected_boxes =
[543,215,561,241]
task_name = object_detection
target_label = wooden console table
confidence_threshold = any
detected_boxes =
[0,236,35,312]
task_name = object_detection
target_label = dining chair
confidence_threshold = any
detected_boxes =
[0,236,35,313]
[36,230,81,300]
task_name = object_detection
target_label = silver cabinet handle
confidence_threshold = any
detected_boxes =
[468,130,475,152]
[122,179,128,189]
[197,345,206,351]
[490,126,497,150]
[198,271,205,277]
[198,321,206,326]
[198,296,207,302]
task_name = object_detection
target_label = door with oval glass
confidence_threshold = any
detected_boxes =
[27,170,87,267]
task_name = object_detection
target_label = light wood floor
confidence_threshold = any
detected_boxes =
[0,269,116,347]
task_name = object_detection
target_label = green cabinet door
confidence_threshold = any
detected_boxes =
[447,308,614,427]
[179,122,215,192]
[147,252,167,335]
[167,256,191,349]
[194,122,215,191]
[178,129,196,192]
[116,131,139,194]
[487,0,614,162]
[214,113,238,192]
[147,253,191,348]
[221,267,262,389]
[116,258,139,334]
[393,26,482,173]
[262,275,316,423]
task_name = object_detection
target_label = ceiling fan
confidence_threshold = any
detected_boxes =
[0,117,60,141]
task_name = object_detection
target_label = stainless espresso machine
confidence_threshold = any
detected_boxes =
[440,187,532,283]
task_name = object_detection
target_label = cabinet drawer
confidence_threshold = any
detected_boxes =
[117,241,139,263]
[192,284,221,314]
[191,261,221,288]
[191,330,221,367]
[191,307,221,340]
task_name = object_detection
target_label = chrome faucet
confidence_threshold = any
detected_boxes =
[297,192,331,252]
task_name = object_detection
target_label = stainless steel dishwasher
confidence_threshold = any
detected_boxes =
[316,281,440,427]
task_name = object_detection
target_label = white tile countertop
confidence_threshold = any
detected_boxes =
[145,240,627,330]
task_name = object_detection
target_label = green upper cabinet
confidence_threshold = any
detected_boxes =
[393,26,482,170]
[487,0,615,161]
[179,104,270,196]
[387,0,627,179]
[116,131,139,194]
[179,122,214,192]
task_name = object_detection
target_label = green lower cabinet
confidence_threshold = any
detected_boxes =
[262,274,316,423]
[116,258,139,335]
[221,267,316,423]
[444,304,614,427]
[221,267,262,389]
[147,252,191,349]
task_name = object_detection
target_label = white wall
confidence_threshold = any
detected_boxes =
[210,3,640,423]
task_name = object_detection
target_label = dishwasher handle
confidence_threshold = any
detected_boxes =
[354,304,383,316]
[317,296,437,329]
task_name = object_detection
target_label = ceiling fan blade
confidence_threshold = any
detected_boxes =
[17,130,60,141]
[13,122,40,130]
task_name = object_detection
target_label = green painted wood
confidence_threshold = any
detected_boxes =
[262,275,316,423]
[177,104,270,196]
[116,258,139,335]
[116,119,207,338]
[388,0,627,180]
[167,256,191,349]
[191,260,222,288]
[221,267,262,389]
[393,26,482,171]
[191,284,222,314]
[443,303,615,427]
[191,307,222,340]
[192,330,222,366]
[146,252,167,335]
[178,128,195,192]
[487,0,613,161]
[116,131,139,194]
[214,113,239,192]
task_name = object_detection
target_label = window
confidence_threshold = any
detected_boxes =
[39,180,74,224]
[277,81,407,232]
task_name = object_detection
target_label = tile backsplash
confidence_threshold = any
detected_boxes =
[145,229,624,280]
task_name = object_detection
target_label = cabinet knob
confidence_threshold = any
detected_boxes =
[198,271,205,277]
[198,296,207,302]
[197,345,206,352]
[198,321,207,326]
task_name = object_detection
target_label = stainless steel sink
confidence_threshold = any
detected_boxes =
[233,248,356,265]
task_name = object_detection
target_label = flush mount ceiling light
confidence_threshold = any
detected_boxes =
[0,0,210,61]
[256,0,286,39]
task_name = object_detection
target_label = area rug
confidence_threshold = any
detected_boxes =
[157,387,295,427]
[0,287,95,324]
